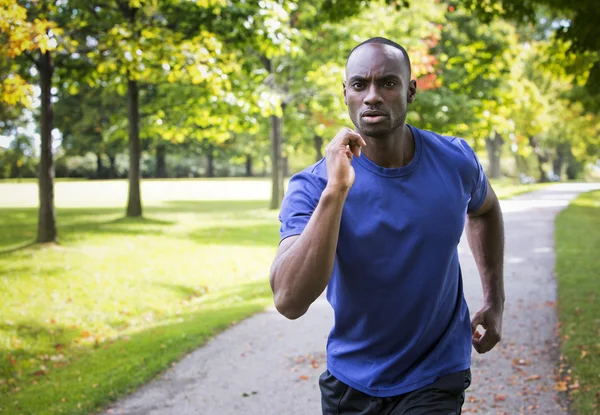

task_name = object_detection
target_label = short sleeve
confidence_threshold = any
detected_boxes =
[278,170,326,241]
[463,141,488,213]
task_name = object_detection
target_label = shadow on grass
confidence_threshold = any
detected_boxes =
[0,200,273,253]
[0,280,273,415]
[155,200,268,214]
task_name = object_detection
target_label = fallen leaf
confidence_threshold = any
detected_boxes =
[555,382,568,392]
[526,375,541,381]
[299,375,309,381]
[580,350,588,359]
[569,381,580,390]
[512,358,530,366]
[494,394,506,402]
[311,359,319,369]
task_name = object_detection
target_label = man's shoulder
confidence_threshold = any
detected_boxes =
[416,126,471,150]
[293,158,328,180]
[285,158,328,197]
[415,126,476,161]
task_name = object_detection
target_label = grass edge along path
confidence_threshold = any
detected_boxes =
[555,190,600,415]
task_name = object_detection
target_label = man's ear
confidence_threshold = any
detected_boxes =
[343,82,347,105]
[407,79,417,103]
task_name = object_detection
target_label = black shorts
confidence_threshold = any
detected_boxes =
[319,368,471,415]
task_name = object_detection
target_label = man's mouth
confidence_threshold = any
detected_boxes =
[361,111,387,124]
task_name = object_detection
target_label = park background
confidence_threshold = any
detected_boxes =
[0,0,599,414]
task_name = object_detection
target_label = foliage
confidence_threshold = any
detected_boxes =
[461,0,600,104]
[409,3,519,147]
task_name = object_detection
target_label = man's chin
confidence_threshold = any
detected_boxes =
[357,124,390,138]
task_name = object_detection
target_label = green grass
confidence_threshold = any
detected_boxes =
[0,179,280,415]
[555,190,600,415]
[0,177,553,415]
[488,177,552,199]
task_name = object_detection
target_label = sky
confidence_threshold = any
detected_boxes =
[0,135,11,148]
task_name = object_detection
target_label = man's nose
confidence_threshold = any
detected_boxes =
[363,84,383,106]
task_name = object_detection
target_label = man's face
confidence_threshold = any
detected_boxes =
[344,43,416,138]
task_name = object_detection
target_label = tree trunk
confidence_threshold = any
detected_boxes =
[553,142,568,179]
[245,154,253,177]
[485,132,503,179]
[207,143,215,178]
[96,152,104,179]
[155,142,166,178]
[126,78,142,217]
[37,50,57,243]
[528,136,548,183]
[108,154,117,179]
[270,113,284,209]
[314,134,324,162]
[282,156,289,178]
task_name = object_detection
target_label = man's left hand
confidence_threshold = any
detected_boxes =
[471,302,503,354]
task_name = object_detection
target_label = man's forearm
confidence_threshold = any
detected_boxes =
[270,187,347,319]
[466,200,505,305]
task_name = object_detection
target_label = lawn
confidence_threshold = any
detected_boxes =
[555,190,600,415]
[0,177,553,415]
[0,179,279,415]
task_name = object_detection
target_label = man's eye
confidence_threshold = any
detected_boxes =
[383,81,397,87]
[352,82,364,88]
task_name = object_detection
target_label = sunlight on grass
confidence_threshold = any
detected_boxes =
[555,190,600,415]
[0,180,280,415]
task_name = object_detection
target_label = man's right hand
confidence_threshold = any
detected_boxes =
[325,127,367,193]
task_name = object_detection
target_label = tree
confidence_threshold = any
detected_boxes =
[79,0,237,216]
[0,0,79,243]
[54,83,126,179]
[461,0,600,107]
[409,3,520,178]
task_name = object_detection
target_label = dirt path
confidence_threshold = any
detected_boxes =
[103,183,599,415]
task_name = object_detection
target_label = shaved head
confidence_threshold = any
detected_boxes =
[346,37,412,80]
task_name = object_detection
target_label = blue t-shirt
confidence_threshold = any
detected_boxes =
[278,125,488,397]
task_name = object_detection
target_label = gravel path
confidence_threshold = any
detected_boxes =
[102,183,599,415]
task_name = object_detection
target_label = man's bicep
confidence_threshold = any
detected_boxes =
[468,179,498,217]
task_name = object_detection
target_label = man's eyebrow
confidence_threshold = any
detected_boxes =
[347,74,402,83]
[347,75,367,83]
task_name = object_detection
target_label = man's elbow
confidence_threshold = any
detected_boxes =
[273,291,309,320]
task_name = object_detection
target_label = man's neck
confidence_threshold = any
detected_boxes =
[360,124,415,169]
